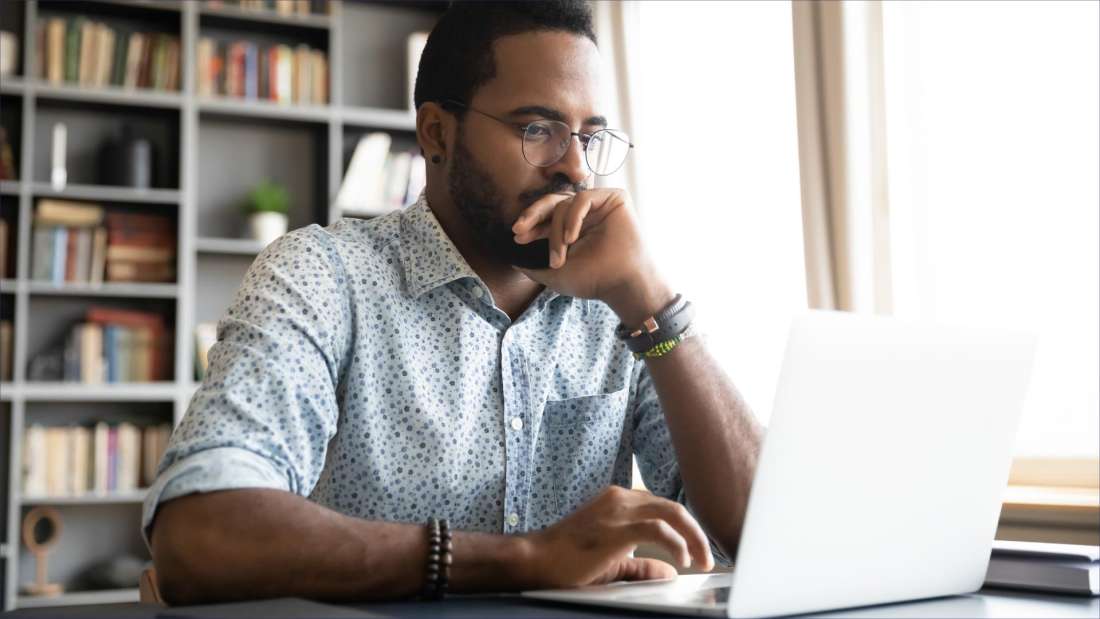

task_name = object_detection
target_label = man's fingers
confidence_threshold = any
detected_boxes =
[604,557,678,584]
[637,500,714,571]
[513,191,574,234]
[563,196,594,245]
[548,197,572,268]
[621,519,692,569]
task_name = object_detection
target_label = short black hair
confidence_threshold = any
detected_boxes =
[413,0,597,114]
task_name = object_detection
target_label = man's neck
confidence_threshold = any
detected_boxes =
[425,185,543,322]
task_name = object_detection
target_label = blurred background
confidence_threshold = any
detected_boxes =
[0,0,1095,610]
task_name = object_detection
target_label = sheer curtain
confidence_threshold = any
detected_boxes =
[881,1,1099,459]
[623,1,807,424]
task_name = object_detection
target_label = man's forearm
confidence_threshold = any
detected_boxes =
[643,337,764,560]
[151,488,533,604]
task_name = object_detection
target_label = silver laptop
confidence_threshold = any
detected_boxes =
[523,310,1036,617]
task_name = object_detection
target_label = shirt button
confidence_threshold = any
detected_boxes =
[507,513,519,527]
[471,286,484,299]
[510,417,523,431]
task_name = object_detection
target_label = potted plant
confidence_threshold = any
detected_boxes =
[243,180,290,245]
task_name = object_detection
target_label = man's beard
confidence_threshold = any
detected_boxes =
[448,135,584,270]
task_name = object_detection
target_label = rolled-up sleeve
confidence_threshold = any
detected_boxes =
[142,226,351,548]
[629,361,734,566]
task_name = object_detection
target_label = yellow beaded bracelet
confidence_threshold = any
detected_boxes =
[638,332,686,360]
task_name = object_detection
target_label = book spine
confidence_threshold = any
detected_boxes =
[107,426,118,492]
[51,226,67,284]
[65,18,80,83]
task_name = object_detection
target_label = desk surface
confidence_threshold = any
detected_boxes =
[4,589,1098,619]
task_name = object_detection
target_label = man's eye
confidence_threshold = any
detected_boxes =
[526,124,553,138]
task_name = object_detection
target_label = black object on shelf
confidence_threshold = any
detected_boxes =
[98,130,154,189]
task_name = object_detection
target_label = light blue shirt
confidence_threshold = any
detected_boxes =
[142,193,730,563]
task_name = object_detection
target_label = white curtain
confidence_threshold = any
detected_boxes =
[791,0,893,313]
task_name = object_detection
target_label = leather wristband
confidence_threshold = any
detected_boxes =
[615,294,695,353]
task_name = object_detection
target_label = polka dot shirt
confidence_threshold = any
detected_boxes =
[142,193,730,564]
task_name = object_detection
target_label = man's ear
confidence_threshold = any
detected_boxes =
[416,102,452,163]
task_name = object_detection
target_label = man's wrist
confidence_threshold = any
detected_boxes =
[604,271,676,329]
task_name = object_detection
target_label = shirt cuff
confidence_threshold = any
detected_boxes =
[141,446,291,550]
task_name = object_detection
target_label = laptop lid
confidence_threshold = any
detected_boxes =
[727,311,1036,618]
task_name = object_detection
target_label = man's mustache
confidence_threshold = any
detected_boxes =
[519,177,588,207]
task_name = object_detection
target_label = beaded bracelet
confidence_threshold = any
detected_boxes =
[422,518,452,600]
[634,324,697,360]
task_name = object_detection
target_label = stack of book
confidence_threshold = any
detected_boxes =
[196,38,328,104]
[38,17,180,91]
[985,540,1099,595]
[335,133,426,217]
[22,422,173,497]
[206,0,330,16]
[31,200,108,285]
[105,212,176,283]
[61,307,170,384]
[31,201,176,285]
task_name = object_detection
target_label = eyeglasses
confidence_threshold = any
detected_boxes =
[441,99,634,176]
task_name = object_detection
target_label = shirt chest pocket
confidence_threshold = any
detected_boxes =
[534,387,631,519]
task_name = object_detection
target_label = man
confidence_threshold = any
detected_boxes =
[147,0,762,604]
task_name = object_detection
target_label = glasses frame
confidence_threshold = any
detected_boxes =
[440,99,634,176]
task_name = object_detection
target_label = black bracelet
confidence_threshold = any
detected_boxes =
[422,518,452,600]
[614,294,695,353]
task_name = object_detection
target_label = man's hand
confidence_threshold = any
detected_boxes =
[511,188,674,327]
[516,485,715,590]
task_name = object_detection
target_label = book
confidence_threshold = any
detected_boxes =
[46,18,65,84]
[64,18,81,83]
[0,218,8,277]
[36,199,105,227]
[0,126,15,180]
[0,320,12,381]
[94,421,109,494]
[22,425,47,496]
[985,540,1100,596]
[90,227,107,284]
[336,132,392,216]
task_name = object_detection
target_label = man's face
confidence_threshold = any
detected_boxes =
[447,30,605,269]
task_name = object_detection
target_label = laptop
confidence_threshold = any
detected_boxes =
[523,310,1037,617]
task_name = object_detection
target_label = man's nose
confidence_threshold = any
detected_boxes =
[545,134,590,187]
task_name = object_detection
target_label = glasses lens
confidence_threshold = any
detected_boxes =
[586,129,631,175]
[522,120,572,167]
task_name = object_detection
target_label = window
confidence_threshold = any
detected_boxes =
[881,1,1099,463]
[634,1,807,423]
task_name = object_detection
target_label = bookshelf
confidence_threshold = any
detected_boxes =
[0,0,444,609]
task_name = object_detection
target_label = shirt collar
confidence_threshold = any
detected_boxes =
[399,192,480,298]
[398,191,565,309]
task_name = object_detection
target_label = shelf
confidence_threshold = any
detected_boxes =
[21,490,148,505]
[198,96,332,123]
[19,382,177,401]
[199,4,332,30]
[195,236,268,255]
[0,383,12,402]
[339,105,417,132]
[30,182,180,205]
[0,180,20,196]
[33,81,183,109]
[0,279,15,293]
[17,588,140,609]
[84,0,184,13]
[26,281,179,299]
[0,76,26,95]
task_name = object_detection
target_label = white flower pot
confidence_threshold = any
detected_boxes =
[248,212,288,246]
